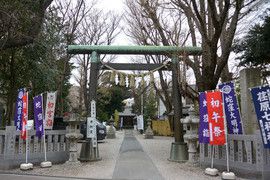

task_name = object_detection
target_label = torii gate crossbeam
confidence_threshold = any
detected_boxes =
[68,45,202,55]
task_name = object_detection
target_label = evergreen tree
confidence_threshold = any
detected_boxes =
[234,10,270,68]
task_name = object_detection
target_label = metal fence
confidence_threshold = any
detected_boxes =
[200,132,270,178]
[0,126,68,169]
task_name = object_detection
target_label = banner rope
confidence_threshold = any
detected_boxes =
[100,60,170,77]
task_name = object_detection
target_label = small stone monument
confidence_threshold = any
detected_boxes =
[144,118,154,139]
[64,113,84,163]
[181,106,199,164]
[107,116,116,139]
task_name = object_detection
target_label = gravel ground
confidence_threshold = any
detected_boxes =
[135,132,247,180]
[1,131,124,179]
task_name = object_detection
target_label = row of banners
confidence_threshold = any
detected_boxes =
[14,89,57,140]
[198,82,270,149]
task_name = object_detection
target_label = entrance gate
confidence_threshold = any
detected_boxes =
[67,45,202,162]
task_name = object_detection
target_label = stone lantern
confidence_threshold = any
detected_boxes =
[180,106,199,164]
[63,113,85,163]
[107,116,116,139]
[144,118,154,139]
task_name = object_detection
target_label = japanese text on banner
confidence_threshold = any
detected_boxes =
[44,92,57,130]
[33,95,44,138]
[20,92,28,140]
[14,88,24,131]
[250,85,270,148]
[206,91,226,145]
[219,82,243,134]
[198,92,209,144]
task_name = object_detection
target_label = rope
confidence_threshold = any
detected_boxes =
[100,60,170,77]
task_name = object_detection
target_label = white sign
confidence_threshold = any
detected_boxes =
[137,115,144,130]
[91,100,96,118]
[26,120,34,130]
[87,117,97,138]
[44,92,57,129]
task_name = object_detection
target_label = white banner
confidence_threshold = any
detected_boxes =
[137,115,144,130]
[44,92,57,130]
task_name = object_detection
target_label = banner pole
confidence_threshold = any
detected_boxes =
[20,91,33,170]
[211,145,214,169]
[42,93,47,162]
[225,136,229,172]
[222,90,230,172]
[43,130,47,162]
[40,92,52,168]
[220,87,235,179]
[26,129,28,164]
[26,91,29,164]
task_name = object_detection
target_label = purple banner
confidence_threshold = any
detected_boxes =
[250,85,270,148]
[14,88,24,131]
[198,92,209,144]
[219,82,243,134]
[33,95,44,138]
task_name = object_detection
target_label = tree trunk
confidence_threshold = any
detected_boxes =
[5,51,16,126]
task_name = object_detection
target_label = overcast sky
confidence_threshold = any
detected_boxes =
[98,0,125,12]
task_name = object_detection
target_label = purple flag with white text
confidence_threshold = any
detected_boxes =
[33,94,44,138]
[14,88,24,131]
[219,82,243,134]
[250,85,270,148]
[198,92,210,144]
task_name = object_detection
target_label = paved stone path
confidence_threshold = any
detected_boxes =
[112,130,164,180]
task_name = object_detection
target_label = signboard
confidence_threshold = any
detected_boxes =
[219,82,243,134]
[87,117,96,138]
[44,92,57,130]
[87,100,97,147]
[91,100,96,118]
[250,85,270,148]
[26,120,34,130]
[137,115,144,130]
[206,91,226,145]
[198,92,210,144]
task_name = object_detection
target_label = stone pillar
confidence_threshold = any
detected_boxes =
[4,126,16,157]
[66,133,83,163]
[79,51,101,161]
[107,116,116,139]
[144,118,154,139]
[168,55,188,162]
[240,68,261,134]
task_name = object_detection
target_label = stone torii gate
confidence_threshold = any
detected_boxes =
[67,45,202,162]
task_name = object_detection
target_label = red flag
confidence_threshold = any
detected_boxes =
[206,91,226,145]
[20,92,28,140]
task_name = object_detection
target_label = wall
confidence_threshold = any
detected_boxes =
[0,126,68,170]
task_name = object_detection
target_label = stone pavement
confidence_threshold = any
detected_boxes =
[112,130,163,180]
[0,130,247,180]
